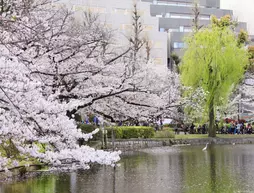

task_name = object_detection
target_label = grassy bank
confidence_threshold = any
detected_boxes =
[174,134,254,139]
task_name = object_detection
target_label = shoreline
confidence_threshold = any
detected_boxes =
[2,137,254,182]
[109,137,254,151]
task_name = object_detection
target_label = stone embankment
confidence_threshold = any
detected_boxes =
[109,137,254,151]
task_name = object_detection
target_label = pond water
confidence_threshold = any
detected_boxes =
[2,144,254,193]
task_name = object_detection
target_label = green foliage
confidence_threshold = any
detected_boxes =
[181,19,249,137]
[171,52,181,65]
[35,142,46,153]
[0,1,11,15]
[181,25,248,108]
[107,126,155,139]
[74,113,82,122]
[0,139,20,158]
[237,29,249,46]
[122,127,139,139]
[78,124,101,140]
[211,15,237,29]
[107,127,124,139]
[248,46,254,71]
[154,129,175,138]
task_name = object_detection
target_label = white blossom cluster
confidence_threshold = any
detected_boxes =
[0,54,120,170]
[221,72,254,119]
[182,87,208,123]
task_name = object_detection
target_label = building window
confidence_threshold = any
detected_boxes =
[102,23,112,29]
[179,26,184,32]
[144,25,153,31]
[173,42,185,49]
[160,28,165,32]
[168,28,179,32]
[153,41,162,48]
[154,58,163,65]
[184,27,192,32]
[157,1,192,7]
[73,5,106,13]
[200,15,210,20]
[120,24,132,31]
[73,5,86,11]
[171,13,194,19]
[156,14,163,18]
[138,10,145,16]
[114,8,130,15]
[155,1,206,8]
[52,3,66,10]
[165,13,170,18]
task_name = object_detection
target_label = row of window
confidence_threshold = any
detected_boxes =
[112,38,163,49]
[156,13,210,20]
[173,42,186,49]
[160,26,192,33]
[152,0,217,8]
[120,24,154,31]
[153,0,205,8]
[72,5,146,16]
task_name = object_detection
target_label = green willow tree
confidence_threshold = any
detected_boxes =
[181,16,249,137]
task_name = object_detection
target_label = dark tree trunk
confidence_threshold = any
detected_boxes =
[208,99,216,137]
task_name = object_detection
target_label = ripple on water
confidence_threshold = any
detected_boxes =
[140,146,181,154]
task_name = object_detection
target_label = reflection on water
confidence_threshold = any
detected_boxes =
[2,144,254,193]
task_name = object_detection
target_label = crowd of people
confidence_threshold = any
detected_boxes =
[220,122,253,134]
[79,114,254,136]
[173,121,254,135]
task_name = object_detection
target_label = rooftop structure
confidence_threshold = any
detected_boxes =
[145,0,247,58]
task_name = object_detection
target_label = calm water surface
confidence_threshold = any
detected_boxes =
[1,144,254,193]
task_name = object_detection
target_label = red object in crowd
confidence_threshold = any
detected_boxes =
[225,118,246,123]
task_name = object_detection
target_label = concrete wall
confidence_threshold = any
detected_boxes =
[110,137,254,151]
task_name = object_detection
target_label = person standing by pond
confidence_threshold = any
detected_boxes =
[247,123,253,134]
[174,125,178,135]
[236,122,241,134]
[190,123,195,134]
[184,125,188,135]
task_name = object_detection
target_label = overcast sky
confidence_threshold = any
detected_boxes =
[221,0,254,35]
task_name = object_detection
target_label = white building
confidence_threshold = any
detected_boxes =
[55,0,168,66]
[55,0,252,68]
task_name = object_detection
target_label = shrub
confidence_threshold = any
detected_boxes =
[74,113,82,122]
[78,124,101,141]
[138,127,155,138]
[107,127,123,139]
[107,126,154,139]
[122,127,139,139]
[154,129,175,138]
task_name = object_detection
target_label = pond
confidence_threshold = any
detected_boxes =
[1,144,254,193]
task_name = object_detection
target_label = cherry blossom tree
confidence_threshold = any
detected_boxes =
[0,0,124,171]
[0,52,121,171]
[221,72,254,120]
[0,0,181,170]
